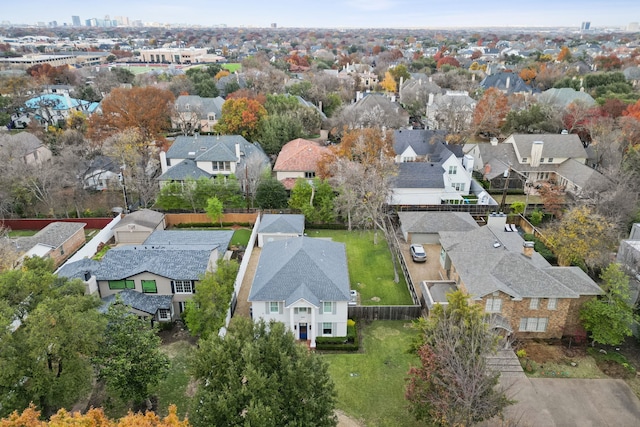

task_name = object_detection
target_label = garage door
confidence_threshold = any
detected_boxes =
[115,230,150,244]
[410,233,440,245]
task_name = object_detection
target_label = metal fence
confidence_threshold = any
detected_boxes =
[348,305,422,321]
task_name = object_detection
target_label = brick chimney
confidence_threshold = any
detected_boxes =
[523,241,535,258]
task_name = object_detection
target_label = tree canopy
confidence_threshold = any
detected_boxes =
[190,317,337,427]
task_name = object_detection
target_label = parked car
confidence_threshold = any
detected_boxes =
[410,244,427,263]
[349,289,358,305]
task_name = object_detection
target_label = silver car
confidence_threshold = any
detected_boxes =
[410,244,427,263]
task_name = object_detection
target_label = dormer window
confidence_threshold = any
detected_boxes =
[185,104,190,110]
[522,157,527,162]
[448,165,457,174]
[548,158,553,162]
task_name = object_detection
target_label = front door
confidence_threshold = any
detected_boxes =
[299,323,308,340]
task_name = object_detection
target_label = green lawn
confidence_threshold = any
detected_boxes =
[222,63,241,72]
[7,230,38,237]
[155,340,195,418]
[230,228,251,247]
[322,321,422,427]
[308,230,413,305]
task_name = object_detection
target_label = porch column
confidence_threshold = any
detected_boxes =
[289,306,295,339]
[310,306,316,348]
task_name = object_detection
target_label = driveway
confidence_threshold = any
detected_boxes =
[399,242,443,299]
[486,377,640,427]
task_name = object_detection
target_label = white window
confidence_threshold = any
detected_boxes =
[547,298,557,310]
[294,307,308,314]
[322,322,333,335]
[158,309,171,321]
[519,317,548,332]
[305,171,316,178]
[173,280,193,294]
[323,301,332,314]
[448,165,457,174]
[452,182,465,192]
[485,298,502,313]
[530,298,540,310]
[270,302,279,313]
[548,158,554,163]
[212,161,231,171]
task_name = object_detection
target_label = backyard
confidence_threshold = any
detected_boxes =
[309,229,413,305]
[322,320,422,427]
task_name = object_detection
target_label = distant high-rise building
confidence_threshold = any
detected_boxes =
[271,23,277,28]
[581,21,591,31]
[628,22,639,31]
[72,15,81,26]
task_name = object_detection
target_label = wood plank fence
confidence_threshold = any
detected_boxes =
[348,305,423,321]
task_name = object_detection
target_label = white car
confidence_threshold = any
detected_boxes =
[410,244,427,263]
[349,289,358,305]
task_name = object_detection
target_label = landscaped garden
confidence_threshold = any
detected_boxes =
[322,320,422,427]
[309,229,413,305]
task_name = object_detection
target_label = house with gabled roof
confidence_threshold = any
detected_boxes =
[158,134,270,188]
[171,95,225,134]
[273,138,331,190]
[390,129,488,206]
[257,214,305,247]
[248,236,351,348]
[467,133,605,195]
[430,213,602,339]
[57,229,229,322]
[12,221,86,268]
[112,209,165,245]
[480,71,533,95]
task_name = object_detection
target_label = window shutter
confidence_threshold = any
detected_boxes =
[319,304,323,314]
[171,281,175,294]
[485,299,492,311]
[519,318,527,331]
[279,302,283,315]
[333,303,336,315]
[495,299,502,312]
[265,302,269,313]
[333,323,337,335]
[192,281,196,294]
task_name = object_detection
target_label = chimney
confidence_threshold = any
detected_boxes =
[530,141,544,167]
[471,73,476,82]
[487,212,508,229]
[399,76,404,90]
[523,241,535,258]
[463,154,474,173]
[505,76,511,89]
[235,142,241,159]
[428,93,434,106]
[159,151,168,174]
[318,100,323,112]
[490,137,498,146]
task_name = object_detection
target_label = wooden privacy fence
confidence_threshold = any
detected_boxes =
[348,305,422,321]
[385,216,420,306]
[164,212,259,227]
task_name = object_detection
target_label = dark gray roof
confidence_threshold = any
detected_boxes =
[439,225,601,299]
[93,245,216,281]
[480,72,533,94]
[258,214,305,234]
[144,230,233,256]
[249,237,350,306]
[56,258,100,280]
[398,212,479,234]
[14,222,86,252]
[114,209,164,230]
[157,159,211,181]
[100,289,172,315]
[393,129,449,157]
[174,95,224,119]
[393,162,445,189]
[510,134,587,160]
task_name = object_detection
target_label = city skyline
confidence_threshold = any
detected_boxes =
[2,0,640,29]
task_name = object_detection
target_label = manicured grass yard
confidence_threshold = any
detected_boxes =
[230,228,251,247]
[155,340,195,418]
[7,230,38,237]
[322,321,422,427]
[309,229,413,305]
[222,63,241,72]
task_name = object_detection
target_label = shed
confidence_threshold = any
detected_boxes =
[113,209,166,244]
[398,211,479,244]
[257,214,305,247]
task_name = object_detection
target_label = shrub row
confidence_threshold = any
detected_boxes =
[315,336,359,352]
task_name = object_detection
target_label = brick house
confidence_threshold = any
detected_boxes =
[424,213,602,339]
[13,222,86,268]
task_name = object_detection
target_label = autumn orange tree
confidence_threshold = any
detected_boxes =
[213,97,267,141]
[88,86,175,143]
[623,98,640,121]
[0,404,190,427]
[472,87,509,138]
[557,46,573,62]
[519,67,537,85]
[380,71,397,92]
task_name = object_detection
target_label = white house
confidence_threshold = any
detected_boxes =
[248,236,351,348]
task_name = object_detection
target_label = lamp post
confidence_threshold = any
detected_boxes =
[119,165,130,213]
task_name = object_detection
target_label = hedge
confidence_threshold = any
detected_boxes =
[315,336,359,352]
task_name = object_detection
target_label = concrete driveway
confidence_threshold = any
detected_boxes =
[399,242,443,299]
[491,377,640,427]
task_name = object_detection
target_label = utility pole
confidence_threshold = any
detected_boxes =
[120,165,130,213]
[499,166,511,213]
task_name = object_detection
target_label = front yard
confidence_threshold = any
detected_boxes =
[322,321,422,427]
[309,230,413,305]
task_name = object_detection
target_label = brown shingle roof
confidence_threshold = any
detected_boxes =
[273,138,330,173]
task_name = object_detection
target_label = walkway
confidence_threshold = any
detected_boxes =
[233,247,260,318]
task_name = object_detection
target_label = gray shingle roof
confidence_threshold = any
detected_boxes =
[394,162,445,189]
[144,230,233,257]
[100,289,173,315]
[509,134,587,160]
[114,209,164,231]
[56,258,100,280]
[174,95,224,119]
[398,212,479,234]
[480,72,533,94]
[158,159,211,181]
[537,88,596,109]
[258,214,305,234]
[14,222,86,252]
[93,245,216,281]
[439,225,601,299]
[249,237,350,306]
[393,129,448,157]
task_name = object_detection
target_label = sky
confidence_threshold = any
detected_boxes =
[4,0,640,29]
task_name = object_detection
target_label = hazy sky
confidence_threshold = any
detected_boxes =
[4,0,640,28]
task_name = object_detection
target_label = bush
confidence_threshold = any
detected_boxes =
[529,209,544,226]
[316,320,359,351]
